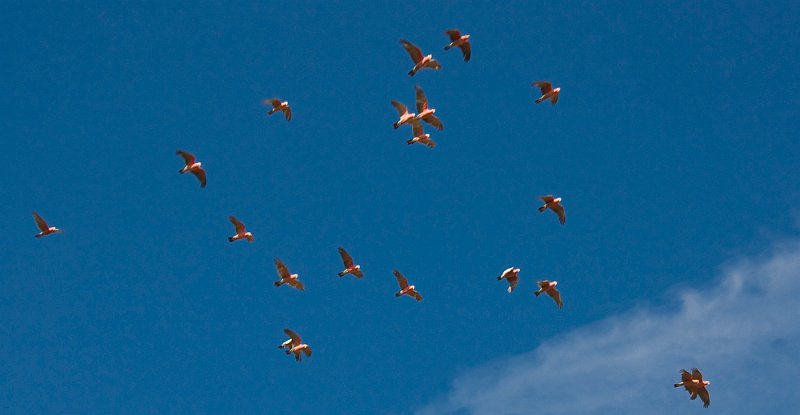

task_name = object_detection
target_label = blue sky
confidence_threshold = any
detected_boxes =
[1,1,798,414]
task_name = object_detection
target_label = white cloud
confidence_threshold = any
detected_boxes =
[418,241,800,415]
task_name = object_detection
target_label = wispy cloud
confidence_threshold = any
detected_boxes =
[418,241,800,415]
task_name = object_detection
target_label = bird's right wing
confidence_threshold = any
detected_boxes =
[698,388,710,408]
[410,290,423,301]
[507,275,519,293]
[393,269,409,289]
[288,279,305,291]
[303,346,312,357]
[274,258,291,279]
[415,85,429,112]
[176,150,196,165]
[284,328,301,345]
[445,29,462,42]
[32,211,49,231]
[263,98,282,108]
[229,216,245,233]
[412,121,424,137]
[191,168,207,188]
[391,100,409,116]
[419,137,436,148]
[551,204,566,224]
[400,40,423,63]
[691,368,704,382]
[338,247,354,268]
[539,195,555,203]
[422,115,443,131]
[284,106,292,121]
[537,280,550,289]
[548,288,564,309]
[532,81,552,94]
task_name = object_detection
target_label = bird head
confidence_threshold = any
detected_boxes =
[291,274,298,279]
[554,87,561,93]
[554,197,562,203]
[514,268,521,274]
[552,281,558,286]
[354,265,361,270]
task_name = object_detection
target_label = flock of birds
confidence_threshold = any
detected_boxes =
[29,28,711,408]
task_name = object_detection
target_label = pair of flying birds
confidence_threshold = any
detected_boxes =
[497,267,564,309]
[400,29,471,77]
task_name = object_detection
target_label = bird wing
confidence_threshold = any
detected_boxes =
[547,287,563,308]
[352,269,364,278]
[274,258,291,279]
[287,278,305,291]
[537,280,550,288]
[393,269,409,289]
[190,168,207,188]
[680,369,693,384]
[459,42,471,62]
[229,216,245,234]
[691,368,704,382]
[32,211,49,231]
[550,93,559,104]
[698,387,710,407]
[551,204,566,224]
[507,275,519,293]
[412,121,424,137]
[418,137,436,148]
[445,29,461,42]
[338,247,354,268]
[400,40,423,63]
[539,195,555,203]
[176,150,196,165]
[303,346,312,357]
[391,100,409,116]
[532,81,553,94]
[422,115,444,131]
[263,98,282,109]
[424,60,442,70]
[284,106,292,121]
[410,290,423,301]
[284,328,301,345]
[499,267,515,279]
[415,85,429,112]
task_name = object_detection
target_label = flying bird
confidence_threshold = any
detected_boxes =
[400,39,441,76]
[263,98,292,121]
[538,195,566,224]
[497,267,520,293]
[393,269,423,301]
[274,258,305,291]
[337,247,363,278]
[532,81,561,105]
[443,29,471,62]
[535,280,563,309]
[32,211,62,238]
[407,122,436,148]
[391,100,416,129]
[176,150,206,188]
[279,329,312,362]
[227,216,254,243]
[414,85,443,131]
[674,368,711,408]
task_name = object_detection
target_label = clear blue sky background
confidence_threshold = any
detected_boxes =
[1,1,798,414]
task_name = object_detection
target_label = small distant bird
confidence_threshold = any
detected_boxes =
[535,280,563,309]
[401,40,441,76]
[497,267,520,293]
[274,258,305,291]
[227,216,254,243]
[279,329,312,362]
[407,122,436,148]
[674,368,711,408]
[176,150,206,188]
[391,100,416,129]
[32,211,62,238]
[443,29,471,62]
[393,269,423,301]
[414,85,444,130]
[337,247,363,278]
[538,195,566,225]
[532,81,561,104]
[263,98,292,121]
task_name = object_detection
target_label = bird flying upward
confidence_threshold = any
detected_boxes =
[279,329,312,362]
[227,216,254,242]
[176,150,207,188]
[407,122,436,148]
[497,267,521,293]
[674,368,711,408]
[443,29,471,62]
[401,40,441,76]
[532,81,561,105]
[274,258,305,291]
[393,269,423,301]
[535,280,563,308]
[263,98,292,121]
[337,247,363,278]
[538,195,566,224]
[414,85,444,131]
[32,211,62,238]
